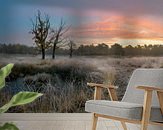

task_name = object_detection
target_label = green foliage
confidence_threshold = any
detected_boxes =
[0,64,14,89]
[0,92,43,113]
[0,123,19,130]
[0,64,43,130]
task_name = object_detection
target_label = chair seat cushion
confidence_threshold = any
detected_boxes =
[85,100,163,122]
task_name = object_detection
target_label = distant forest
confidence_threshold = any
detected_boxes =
[1,43,163,56]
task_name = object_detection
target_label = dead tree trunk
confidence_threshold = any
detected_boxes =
[50,19,69,59]
[52,43,57,59]
[30,11,51,60]
[41,46,45,59]
[68,40,76,58]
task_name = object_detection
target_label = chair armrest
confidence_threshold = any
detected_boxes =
[137,86,163,116]
[87,82,118,101]
[137,86,163,92]
[87,82,118,89]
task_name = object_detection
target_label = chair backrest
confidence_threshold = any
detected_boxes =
[122,68,163,107]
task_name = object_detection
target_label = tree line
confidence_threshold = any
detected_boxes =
[0,44,36,54]
[76,43,163,56]
[1,43,163,57]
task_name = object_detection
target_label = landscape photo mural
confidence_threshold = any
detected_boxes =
[1,0,163,113]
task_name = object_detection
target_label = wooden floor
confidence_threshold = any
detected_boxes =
[0,113,140,130]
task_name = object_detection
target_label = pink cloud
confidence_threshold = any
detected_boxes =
[69,12,163,45]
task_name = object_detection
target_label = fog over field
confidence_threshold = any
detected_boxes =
[1,54,163,69]
[1,54,163,113]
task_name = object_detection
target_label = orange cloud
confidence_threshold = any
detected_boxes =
[69,12,163,45]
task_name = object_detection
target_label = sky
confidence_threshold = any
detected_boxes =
[1,0,163,46]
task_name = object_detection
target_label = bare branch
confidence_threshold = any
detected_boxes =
[30,10,51,59]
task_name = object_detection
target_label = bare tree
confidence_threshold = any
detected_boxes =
[68,40,76,58]
[30,11,51,59]
[50,19,69,59]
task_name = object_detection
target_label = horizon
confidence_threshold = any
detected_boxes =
[1,42,163,48]
[1,0,163,46]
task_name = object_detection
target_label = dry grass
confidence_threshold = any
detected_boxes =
[1,55,163,113]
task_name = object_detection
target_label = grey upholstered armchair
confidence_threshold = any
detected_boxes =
[85,69,163,130]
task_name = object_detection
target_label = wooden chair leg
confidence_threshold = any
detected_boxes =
[108,88,128,129]
[157,91,163,114]
[92,113,98,130]
[121,121,127,130]
[141,90,152,130]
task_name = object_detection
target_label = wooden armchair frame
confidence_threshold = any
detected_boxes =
[87,82,163,130]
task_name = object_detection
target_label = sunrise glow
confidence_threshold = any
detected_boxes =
[1,0,163,46]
